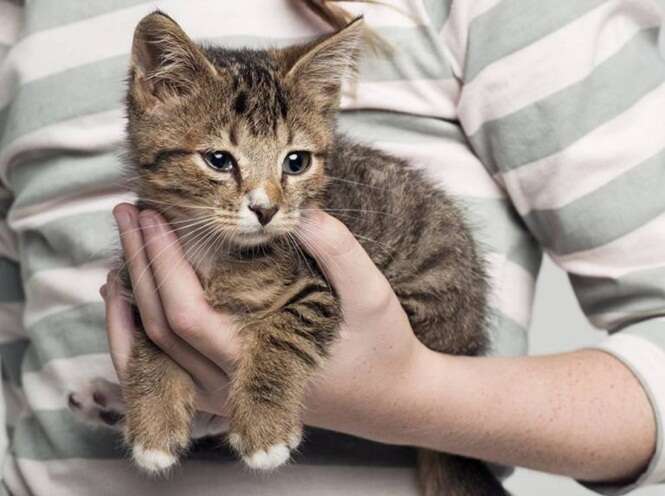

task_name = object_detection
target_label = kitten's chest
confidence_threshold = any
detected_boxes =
[200,255,298,316]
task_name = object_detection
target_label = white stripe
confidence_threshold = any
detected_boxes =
[459,0,663,135]
[486,253,536,329]
[9,190,134,231]
[342,78,459,120]
[440,0,502,77]
[0,302,24,343]
[502,82,665,215]
[22,354,116,412]
[0,109,125,181]
[594,331,665,487]
[552,211,665,279]
[5,458,419,496]
[23,261,110,328]
[0,0,21,46]
[0,0,423,109]
[374,140,506,199]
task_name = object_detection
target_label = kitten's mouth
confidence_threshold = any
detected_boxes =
[232,225,291,247]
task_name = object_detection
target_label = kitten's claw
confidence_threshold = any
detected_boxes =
[132,444,177,474]
[243,443,291,470]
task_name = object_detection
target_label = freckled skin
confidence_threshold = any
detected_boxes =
[120,11,506,496]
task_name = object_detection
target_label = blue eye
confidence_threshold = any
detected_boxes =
[203,151,236,172]
[282,151,312,175]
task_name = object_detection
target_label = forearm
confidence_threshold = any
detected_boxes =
[312,346,656,484]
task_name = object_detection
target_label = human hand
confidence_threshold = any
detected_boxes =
[104,203,426,443]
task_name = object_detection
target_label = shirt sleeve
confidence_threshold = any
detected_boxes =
[445,0,665,493]
[0,0,25,483]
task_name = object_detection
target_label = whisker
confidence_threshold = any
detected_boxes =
[299,207,400,219]
[325,175,388,191]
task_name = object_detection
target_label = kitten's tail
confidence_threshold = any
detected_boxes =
[417,449,510,496]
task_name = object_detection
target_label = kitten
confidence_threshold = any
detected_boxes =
[70,11,507,496]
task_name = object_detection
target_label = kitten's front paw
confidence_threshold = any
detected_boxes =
[229,426,303,470]
[132,444,178,474]
[67,378,125,430]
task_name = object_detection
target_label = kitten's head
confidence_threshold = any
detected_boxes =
[126,11,362,248]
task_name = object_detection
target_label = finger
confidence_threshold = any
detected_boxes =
[113,204,229,386]
[137,209,240,370]
[296,210,395,310]
[104,272,135,382]
[114,203,170,339]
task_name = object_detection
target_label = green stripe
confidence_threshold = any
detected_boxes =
[339,110,467,144]
[524,147,665,255]
[13,410,123,460]
[24,304,107,372]
[571,267,665,329]
[0,56,128,151]
[465,0,605,81]
[0,27,451,149]
[469,27,665,172]
[422,0,453,31]
[463,197,542,276]
[21,212,116,280]
[487,309,528,357]
[0,339,28,387]
[0,257,23,302]
[9,152,124,210]
[21,0,149,38]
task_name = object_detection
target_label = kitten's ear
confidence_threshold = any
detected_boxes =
[129,11,216,108]
[284,17,364,109]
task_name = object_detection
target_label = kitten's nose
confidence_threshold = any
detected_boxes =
[248,204,279,226]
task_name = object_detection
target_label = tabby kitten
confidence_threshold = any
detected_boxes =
[84,11,507,496]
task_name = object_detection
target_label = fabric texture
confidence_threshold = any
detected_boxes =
[0,1,663,494]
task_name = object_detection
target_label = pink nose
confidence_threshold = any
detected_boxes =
[248,204,278,226]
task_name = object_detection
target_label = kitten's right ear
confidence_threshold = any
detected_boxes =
[129,11,216,109]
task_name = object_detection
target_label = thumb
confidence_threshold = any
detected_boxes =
[296,210,393,309]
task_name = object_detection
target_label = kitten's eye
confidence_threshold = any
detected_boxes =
[282,151,312,175]
[203,151,236,172]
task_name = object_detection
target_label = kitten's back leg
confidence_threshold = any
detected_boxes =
[124,331,196,475]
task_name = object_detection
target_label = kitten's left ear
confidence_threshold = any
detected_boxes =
[284,17,364,109]
[129,11,217,109]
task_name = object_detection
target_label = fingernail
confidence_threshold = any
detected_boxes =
[113,206,131,229]
[99,284,107,299]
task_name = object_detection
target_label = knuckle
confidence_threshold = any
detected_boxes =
[169,311,198,337]
[142,319,169,345]
[364,279,397,314]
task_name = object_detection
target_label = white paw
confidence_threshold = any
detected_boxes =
[287,431,302,450]
[228,432,243,451]
[132,445,177,474]
[243,443,291,470]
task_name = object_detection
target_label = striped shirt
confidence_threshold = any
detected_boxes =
[0,1,664,495]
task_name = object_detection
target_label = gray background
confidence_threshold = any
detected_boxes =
[504,257,660,495]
